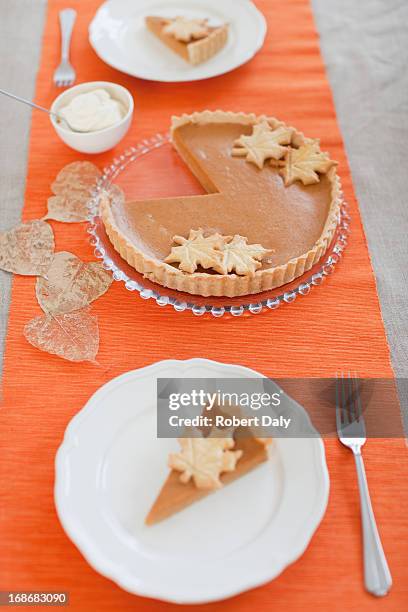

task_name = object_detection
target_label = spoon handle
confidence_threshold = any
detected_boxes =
[0,88,56,118]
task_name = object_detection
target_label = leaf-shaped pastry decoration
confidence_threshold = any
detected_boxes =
[213,235,273,276]
[277,143,337,186]
[232,121,293,169]
[165,229,226,274]
[168,429,243,490]
[163,17,209,42]
[0,219,54,276]
[44,161,101,222]
[24,309,99,363]
[36,251,113,314]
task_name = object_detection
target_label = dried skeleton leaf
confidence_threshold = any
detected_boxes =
[24,309,99,362]
[36,251,113,314]
[0,219,54,276]
[44,161,101,222]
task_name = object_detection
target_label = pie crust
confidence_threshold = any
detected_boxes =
[101,111,342,297]
[145,16,228,65]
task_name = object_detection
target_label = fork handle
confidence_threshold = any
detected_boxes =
[354,452,392,596]
[59,9,76,61]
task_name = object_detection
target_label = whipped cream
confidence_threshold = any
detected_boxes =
[59,88,125,132]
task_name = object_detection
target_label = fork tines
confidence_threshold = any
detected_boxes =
[335,372,366,439]
[53,60,76,88]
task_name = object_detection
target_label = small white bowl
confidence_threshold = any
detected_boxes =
[50,81,134,154]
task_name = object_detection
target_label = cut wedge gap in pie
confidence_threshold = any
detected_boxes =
[101,110,342,297]
[145,16,229,65]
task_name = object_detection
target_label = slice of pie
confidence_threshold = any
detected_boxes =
[145,428,271,526]
[101,111,342,297]
[145,16,228,65]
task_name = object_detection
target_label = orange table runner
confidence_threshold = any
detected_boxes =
[1,0,407,610]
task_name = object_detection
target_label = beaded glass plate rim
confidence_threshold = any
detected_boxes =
[86,133,351,317]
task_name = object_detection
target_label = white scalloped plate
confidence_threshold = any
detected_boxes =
[55,359,329,604]
[89,0,267,82]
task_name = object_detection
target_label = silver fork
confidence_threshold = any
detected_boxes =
[53,9,77,87]
[335,373,392,596]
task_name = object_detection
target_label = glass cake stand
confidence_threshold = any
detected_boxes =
[86,134,351,317]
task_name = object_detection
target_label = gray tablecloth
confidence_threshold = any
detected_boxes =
[0,0,46,375]
[1,1,407,393]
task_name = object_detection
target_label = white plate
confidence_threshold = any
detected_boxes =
[89,0,267,82]
[55,359,329,604]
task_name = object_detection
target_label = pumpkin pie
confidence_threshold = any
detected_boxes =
[145,16,228,65]
[146,426,271,526]
[101,111,342,297]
